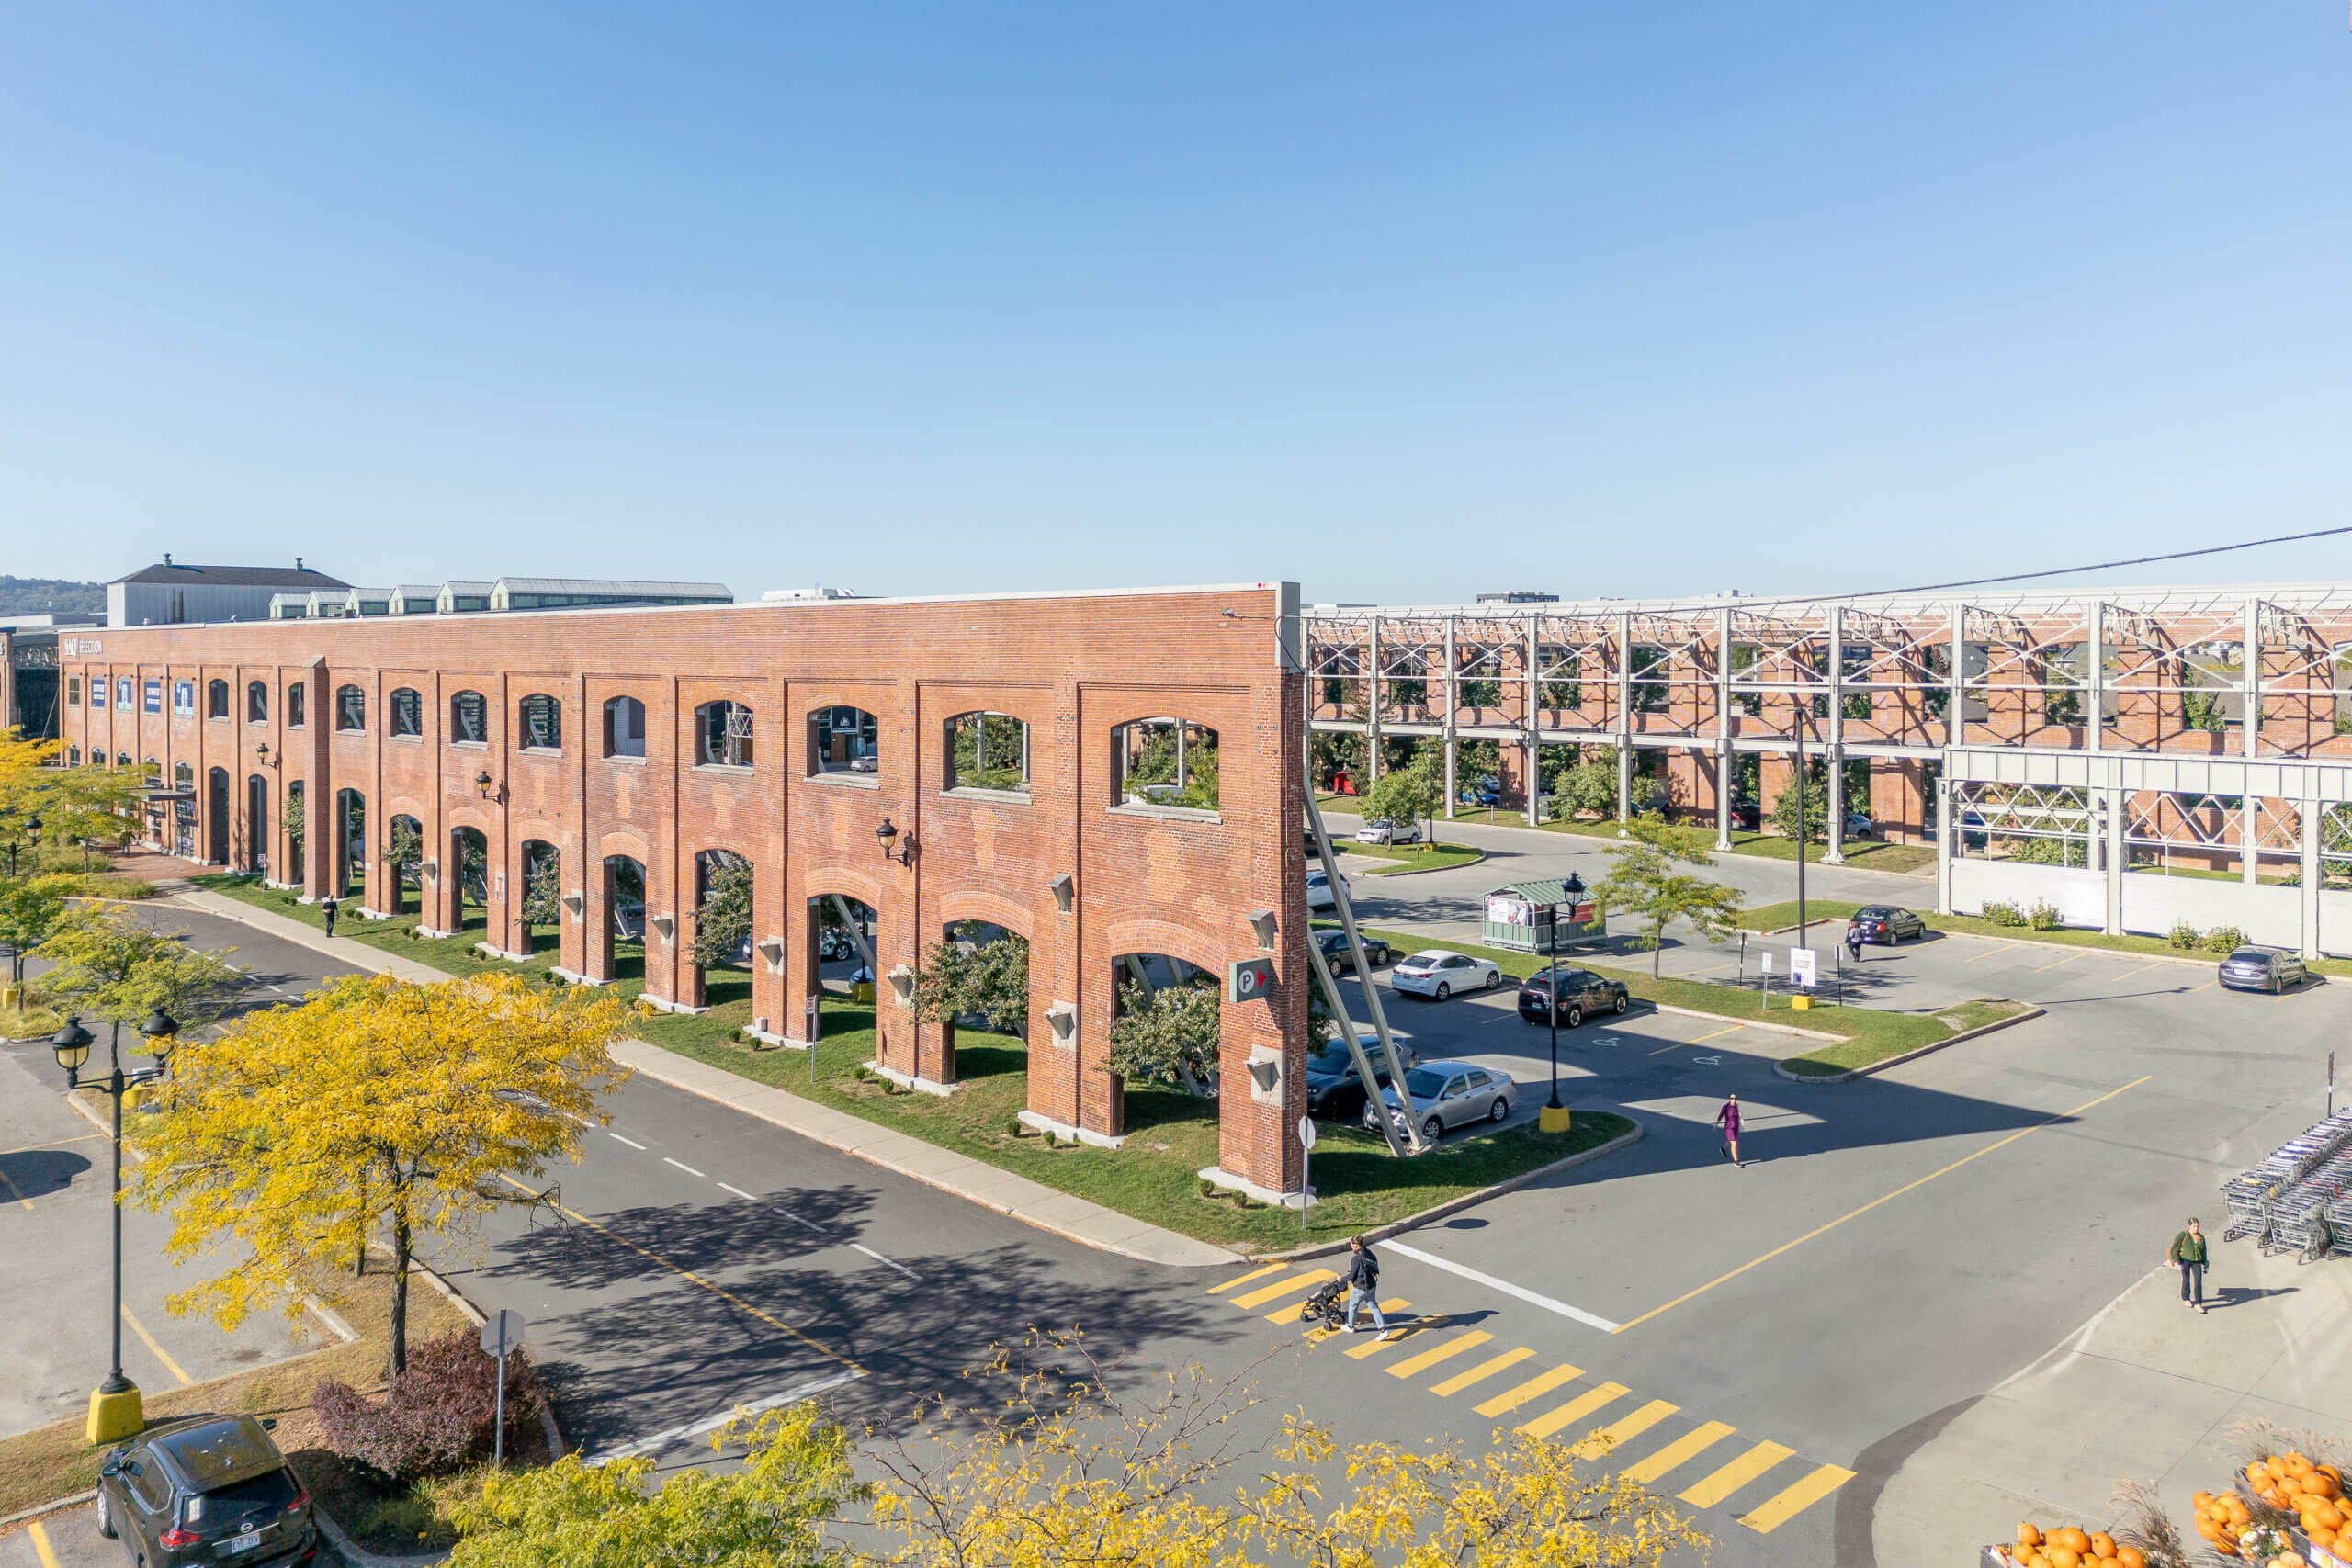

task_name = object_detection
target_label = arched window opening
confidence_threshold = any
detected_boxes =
[68,745,81,766]
[690,851,755,998]
[453,825,489,912]
[245,774,269,874]
[808,705,876,775]
[604,695,646,759]
[206,767,229,863]
[1112,718,1220,812]
[386,814,424,915]
[944,712,1028,795]
[335,685,366,733]
[390,687,424,738]
[1108,952,1223,1102]
[697,701,754,769]
[247,681,269,723]
[116,751,132,770]
[207,679,230,718]
[520,840,562,952]
[449,691,489,746]
[143,757,162,785]
[287,683,306,728]
[173,761,194,789]
[518,693,561,752]
[913,921,1031,1047]
[334,788,366,898]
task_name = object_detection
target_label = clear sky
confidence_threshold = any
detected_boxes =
[2,5,2346,605]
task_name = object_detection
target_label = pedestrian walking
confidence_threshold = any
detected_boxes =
[1715,1093,1742,1167]
[1340,1235,1396,1337]
[2170,1217,2210,1313]
[1845,923,1864,964]
[321,896,339,939]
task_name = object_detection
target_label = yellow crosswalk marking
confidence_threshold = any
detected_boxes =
[1430,1346,1535,1397]
[1621,1420,1736,1486]
[1386,1330,1493,1380]
[1517,1381,1629,1440]
[1474,1363,1583,1417]
[1209,1263,1290,1294]
[1570,1398,1677,1459]
[1737,1463,1855,1533]
[1265,1293,1327,1325]
[1229,1269,1336,1309]
[1343,1318,1428,1359]
[1679,1440,1794,1508]
[1307,1298,1408,1342]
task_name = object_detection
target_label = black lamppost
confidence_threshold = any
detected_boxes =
[52,1006,177,1440]
[0,807,36,877]
[1545,872,1587,1117]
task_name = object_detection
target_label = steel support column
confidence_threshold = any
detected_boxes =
[1824,606,1846,866]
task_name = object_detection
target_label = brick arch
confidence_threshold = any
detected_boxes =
[800,864,886,911]
[935,886,1035,941]
[384,795,432,826]
[936,693,1053,728]
[442,805,498,837]
[512,817,567,850]
[1100,917,1229,975]
[596,829,652,865]
[686,839,757,870]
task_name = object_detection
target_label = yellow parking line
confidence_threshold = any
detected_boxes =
[2189,979,2216,992]
[1208,1263,1290,1294]
[1570,1398,1679,1459]
[27,1521,61,1568]
[0,1167,31,1211]
[1737,1463,1857,1532]
[1228,1269,1337,1310]
[121,1304,191,1385]
[1963,942,2023,964]
[1430,1346,1535,1397]
[1653,1025,1741,1055]
[1386,1330,1494,1380]
[2109,960,2165,981]
[1621,1420,1737,1486]
[1612,1076,2150,1334]
[0,1132,102,1160]
[1679,1440,1796,1507]
[2031,949,2091,972]
[1516,1382,1629,1440]
[1474,1363,1582,1417]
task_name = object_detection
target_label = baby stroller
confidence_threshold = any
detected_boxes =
[1299,1277,1351,1334]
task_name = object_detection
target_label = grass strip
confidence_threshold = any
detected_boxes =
[1779,998,2033,1076]
[1730,897,2352,976]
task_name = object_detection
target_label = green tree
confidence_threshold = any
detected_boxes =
[387,817,424,890]
[1592,815,1747,978]
[1555,750,1620,820]
[134,972,630,1375]
[951,713,1028,792]
[521,847,563,931]
[910,929,1030,1038]
[1362,752,1440,850]
[1770,772,1829,845]
[0,873,75,984]
[282,784,306,855]
[34,905,251,1037]
[1106,977,1220,1092]
[690,854,754,969]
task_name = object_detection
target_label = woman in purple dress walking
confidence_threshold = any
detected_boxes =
[1715,1093,1742,1167]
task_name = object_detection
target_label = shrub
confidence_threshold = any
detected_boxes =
[2168,919,2202,950]
[2202,926,2245,953]
[312,1328,546,1483]
[1002,1115,1024,1137]
[2026,898,2063,931]
[1980,900,2026,928]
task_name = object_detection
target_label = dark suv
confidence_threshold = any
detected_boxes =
[98,1416,318,1566]
[1516,965,1629,1026]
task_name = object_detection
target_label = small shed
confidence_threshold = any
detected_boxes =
[1481,877,1602,954]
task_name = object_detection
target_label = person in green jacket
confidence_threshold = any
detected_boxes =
[2170,1217,2210,1313]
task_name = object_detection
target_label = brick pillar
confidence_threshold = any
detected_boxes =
[582,853,616,984]
[1078,945,1122,1137]
[783,901,820,1043]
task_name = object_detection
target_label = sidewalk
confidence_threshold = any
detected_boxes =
[609,1040,1243,1269]
[1871,1241,2352,1558]
[158,887,456,985]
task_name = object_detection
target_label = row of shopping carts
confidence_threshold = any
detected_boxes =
[2220,1109,2352,1260]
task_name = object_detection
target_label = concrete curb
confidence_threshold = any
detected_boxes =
[0,1492,97,1533]
[311,1503,449,1567]
[158,888,456,986]
[1349,847,1489,879]
[1243,1117,1646,1263]
[1644,1000,1844,1042]
[1772,1003,2047,1085]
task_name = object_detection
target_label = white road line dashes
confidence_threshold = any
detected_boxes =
[663,1156,706,1178]
[608,1134,647,1150]
[718,1182,758,1201]
[851,1242,922,1281]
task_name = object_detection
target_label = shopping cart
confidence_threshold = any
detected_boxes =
[2265,1148,2352,1262]
[2219,1111,2352,1247]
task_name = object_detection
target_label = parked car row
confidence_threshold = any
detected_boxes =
[1313,928,1394,974]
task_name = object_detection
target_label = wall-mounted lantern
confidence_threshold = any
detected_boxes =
[1047,873,1073,914]
[876,818,913,865]
[475,768,495,800]
[254,741,274,768]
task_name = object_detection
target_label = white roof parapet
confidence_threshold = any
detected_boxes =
[491,578,733,600]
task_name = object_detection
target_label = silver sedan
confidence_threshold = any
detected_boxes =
[1366,1059,1518,1144]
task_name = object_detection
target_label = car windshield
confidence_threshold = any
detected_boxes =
[1316,931,1343,951]
[1404,952,1446,967]
[1857,907,1894,919]
[185,1468,299,1523]
[1402,1068,1451,1098]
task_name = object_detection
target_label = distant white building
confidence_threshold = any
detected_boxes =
[109,558,350,627]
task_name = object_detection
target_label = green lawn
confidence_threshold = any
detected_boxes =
[1331,840,1485,875]
[189,874,1630,1252]
[1729,897,2352,976]
[1527,817,1936,873]
[1779,998,2034,1077]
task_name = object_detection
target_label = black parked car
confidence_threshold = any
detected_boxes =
[98,1415,319,1567]
[2218,945,2310,994]
[1313,928,1394,975]
[1725,800,1761,831]
[1305,1032,1420,1120]
[1847,905,1927,944]
[1516,965,1629,1027]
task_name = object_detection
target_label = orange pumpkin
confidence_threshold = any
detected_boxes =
[2020,1523,2045,1548]
[2048,1548,2082,1568]
[2058,1528,2092,1554]
[2199,1517,2225,1542]
[2117,1549,2147,1568]
[2089,1531,2117,1559]
[2196,1491,2217,1511]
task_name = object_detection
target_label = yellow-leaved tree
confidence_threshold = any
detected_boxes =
[133,971,632,1374]
[35,904,252,1040]
[0,728,142,854]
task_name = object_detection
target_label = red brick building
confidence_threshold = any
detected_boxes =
[58,584,1316,1198]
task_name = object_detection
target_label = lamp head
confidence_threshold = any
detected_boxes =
[51,1017,92,1078]
[1563,872,1586,898]
[876,818,899,858]
[140,1008,179,1046]
[475,768,494,799]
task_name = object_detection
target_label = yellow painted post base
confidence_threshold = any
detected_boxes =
[851,981,876,1004]
[1538,1104,1574,1134]
[1790,994,1814,1010]
[86,1383,144,1444]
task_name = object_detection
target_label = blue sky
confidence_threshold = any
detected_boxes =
[2,5,2346,604]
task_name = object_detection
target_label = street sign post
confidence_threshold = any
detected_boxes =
[479,1309,526,1469]
[1296,1114,1318,1229]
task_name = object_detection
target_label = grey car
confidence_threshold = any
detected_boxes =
[97,1415,318,1566]
[2218,944,2309,994]
[1365,1058,1517,1144]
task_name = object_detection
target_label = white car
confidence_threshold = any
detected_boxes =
[1388,949,1503,1000]
[1354,818,1424,846]
[1306,867,1351,910]
[1844,810,1875,840]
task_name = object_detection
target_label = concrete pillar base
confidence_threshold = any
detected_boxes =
[1019,1109,1125,1148]
[87,1383,143,1444]
[1538,1104,1574,1134]
[866,1059,959,1098]
[1196,1164,1310,1209]
[548,966,605,987]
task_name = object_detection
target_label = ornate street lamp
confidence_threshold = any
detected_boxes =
[475,768,495,800]
[1544,872,1588,1120]
[53,1009,175,1443]
[875,818,912,865]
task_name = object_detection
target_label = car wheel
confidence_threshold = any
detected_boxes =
[1434,982,1450,1000]
[1612,992,1629,1014]
[1421,1115,1444,1143]
[1488,1097,1509,1123]
[96,1492,117,1540]
[1564,1004,1583,1028]
[1484,969,1501,990]
[1329,957,1346,976]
